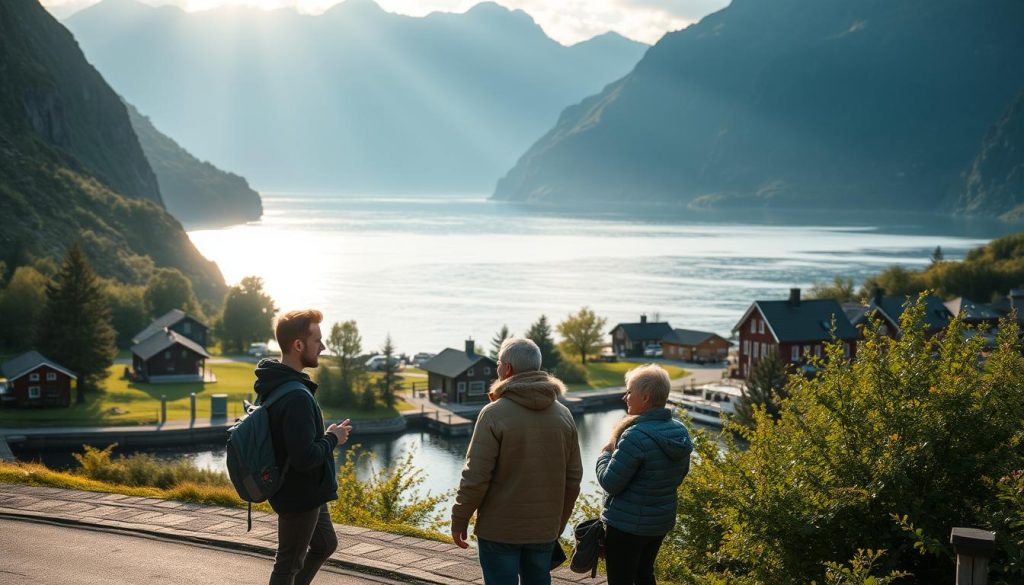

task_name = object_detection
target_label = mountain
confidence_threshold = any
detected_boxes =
[493,0,1024,215]
[961,92,1024,221]
[0,0,225,303]
[125,101,263,228]
[64,0,648,193]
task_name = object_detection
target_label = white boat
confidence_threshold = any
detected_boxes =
[669,382,744,427]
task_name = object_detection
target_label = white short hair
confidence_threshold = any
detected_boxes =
[625,364,671,407]
[498,337,542,372]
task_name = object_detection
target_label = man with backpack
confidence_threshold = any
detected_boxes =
[255,309,351,585]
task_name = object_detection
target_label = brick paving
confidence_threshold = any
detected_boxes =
[0,483,604,584]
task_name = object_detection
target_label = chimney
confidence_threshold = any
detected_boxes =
[873,286,885,306]
[640,314,647,325]
[788,288,801,307]
[465,338,475,355]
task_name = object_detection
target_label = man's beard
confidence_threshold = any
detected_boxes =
[301,352,319,368]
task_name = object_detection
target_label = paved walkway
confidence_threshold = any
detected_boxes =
[0,483,604,584]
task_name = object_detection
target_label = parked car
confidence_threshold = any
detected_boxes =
[411,352,435,368]
[643,344,663,358]
[248,342,269,357]
[365,355,404,371]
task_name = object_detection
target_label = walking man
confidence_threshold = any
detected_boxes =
[451,337,583,585]
[255,309,352,585]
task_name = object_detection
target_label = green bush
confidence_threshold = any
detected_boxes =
[554,361,588,384]
[663,297,1024,583]
[73,444,228,490]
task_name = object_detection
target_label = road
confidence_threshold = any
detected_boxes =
[0,517,402,585]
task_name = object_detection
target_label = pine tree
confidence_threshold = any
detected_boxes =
[377,334,401,409]
[733,348,790,429]
[490,324,511,359]
[37,243,116,400]
[525,315,561,371]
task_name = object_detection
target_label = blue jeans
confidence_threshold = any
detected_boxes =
[477,538,556,585]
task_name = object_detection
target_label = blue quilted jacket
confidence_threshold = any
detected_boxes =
[596,408,693,536]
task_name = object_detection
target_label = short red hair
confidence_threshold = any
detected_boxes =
[275,309,323,355]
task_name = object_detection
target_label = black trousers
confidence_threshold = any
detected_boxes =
[269,504,338,585]
[603,524,666,585]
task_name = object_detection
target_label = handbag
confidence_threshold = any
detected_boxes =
[569,518,605,577]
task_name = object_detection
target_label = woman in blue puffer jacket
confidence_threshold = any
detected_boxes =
[596,364,693,585]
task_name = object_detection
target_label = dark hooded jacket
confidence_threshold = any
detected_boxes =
[451,370,583,544]
[253,359,338,514]
[596,408,693,536]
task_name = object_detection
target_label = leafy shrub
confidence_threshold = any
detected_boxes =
[554,361,588,384]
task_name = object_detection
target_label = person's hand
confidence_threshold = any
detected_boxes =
[327,419,352,445]
[451,525,469,549]
[601,441,616,453]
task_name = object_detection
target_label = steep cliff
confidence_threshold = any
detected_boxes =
[962,93,1024,221]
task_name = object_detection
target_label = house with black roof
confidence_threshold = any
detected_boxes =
[850,288,953,338]
[990,288,1024,326]
[732,288,859,379]
[609,315,673,357]
[422,340,497,405]
[131,309,208,348]
[945,297,1003,328]
[0,351,76,408]
[131,328,212,383]
[660,329,732,363]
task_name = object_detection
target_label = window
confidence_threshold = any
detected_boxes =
[743,340,750,355]
[182,349,189,358]
[750,320,756,333]
[804,345,811,356]
[28,386,41,399]
[164,351,172,360]
[753,343,759,359]
[468,381,487,396]
[467,368,474,377]
[483,367,491,375]
[457,382,467,394]
[183,322,191,333]
[791,346,800,362]
[46,372,57,381]
[844,343,851,358]
[758,320,765,334]
[29,373,40,382]
[814,345,822,358]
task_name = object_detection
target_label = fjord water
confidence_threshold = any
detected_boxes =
[188,193,1006,353]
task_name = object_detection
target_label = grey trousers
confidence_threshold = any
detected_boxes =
[269,504,338,585]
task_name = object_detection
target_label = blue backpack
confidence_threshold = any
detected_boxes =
[226,380,311,530]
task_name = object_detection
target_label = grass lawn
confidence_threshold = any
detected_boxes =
[566,361,690,392]
[0,360,411,428]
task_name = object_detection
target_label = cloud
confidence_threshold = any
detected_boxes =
[42,0,730,44]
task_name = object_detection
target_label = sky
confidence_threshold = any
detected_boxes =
[41,0,730,45]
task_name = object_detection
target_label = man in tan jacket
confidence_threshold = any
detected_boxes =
[451,337,583,585]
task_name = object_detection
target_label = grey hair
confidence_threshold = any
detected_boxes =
[498,337,542,373]
[625,364,671,407]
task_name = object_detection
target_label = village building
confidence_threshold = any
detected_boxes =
[660,328,732,363]
[131,309,208,347]
[609,315,673,357]
[945,297,1003,328]
[423,340,497,405]
[850,288,953,338]
[733,288,859,379]
[0,351,76,408]
[131,328,212,383]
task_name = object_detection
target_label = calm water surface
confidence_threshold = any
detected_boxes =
[188,194,1007,354]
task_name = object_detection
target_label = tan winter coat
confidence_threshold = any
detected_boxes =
[451,370,583,544]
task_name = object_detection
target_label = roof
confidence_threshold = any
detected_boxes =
[132,328,212,361]
[422,348,495,379]
[662,328,732,347]
[945,298,1003,322]
[1,351,77,380]
[131,309,206,345]
[610,321,673,342]
[869,295,953,333]
[734,299,859,342]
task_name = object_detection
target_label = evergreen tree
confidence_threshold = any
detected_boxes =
[216,276,277,353]
[557,307,607,365]
[327,320,363,406]
[377,334,401,409]
[931,245,944,264]
[525,315,561,371]
[37,243,116,399]
[360,385,377,411]
[733,348,790,429]
[490,324,511,359]
[104,281,148,349]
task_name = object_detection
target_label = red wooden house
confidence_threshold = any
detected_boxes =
[0,351,76,408]
[733,288,859,379]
